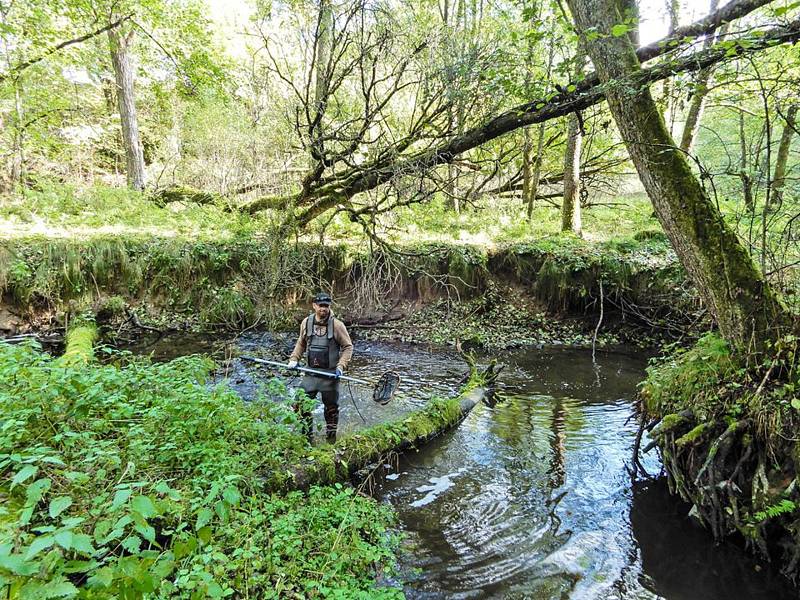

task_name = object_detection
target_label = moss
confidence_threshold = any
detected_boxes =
[676,423,711,448]
[59,320,98,366]
[640,333,735,416]
[652,412,689,436]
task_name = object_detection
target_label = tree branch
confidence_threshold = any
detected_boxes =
[1,14,133,83]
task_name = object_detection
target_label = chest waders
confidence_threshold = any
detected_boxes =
[299,316,341,443]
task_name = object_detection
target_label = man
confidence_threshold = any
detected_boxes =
[288,292,353,443]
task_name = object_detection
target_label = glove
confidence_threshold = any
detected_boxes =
[287,360,298,369]
[335,367,343,379]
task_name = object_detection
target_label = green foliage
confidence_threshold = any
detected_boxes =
[750,499,797,524]
[0,342,400,598]
[641,333,737,419]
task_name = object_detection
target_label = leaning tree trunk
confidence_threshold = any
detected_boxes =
[739,110,756,212]
[108,26,146,191]
[561,113,582,234]
[679,0,725,153]
[565,0,789,354]
[770,103,798,208]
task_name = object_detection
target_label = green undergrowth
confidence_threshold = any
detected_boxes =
[642,332,800,445]
[0,342,400,599]
[0,183,259,240]
[495,232,683,313]
[1,232,685,337]
[2,183,688,337]
[640,333,738,421]
[0,237,348,330]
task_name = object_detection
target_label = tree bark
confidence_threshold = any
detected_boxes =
[739,110,755,211]
[525,24,555,221]
[562,46,585,235]
[108,26,146,191]
[561,112,582,234]
[770,104,798,208]
[565,0,788,353]
[679,0,724,153]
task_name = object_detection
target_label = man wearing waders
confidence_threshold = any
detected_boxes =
[288,292,353,443]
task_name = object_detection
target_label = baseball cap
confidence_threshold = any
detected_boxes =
[313,292,332,305]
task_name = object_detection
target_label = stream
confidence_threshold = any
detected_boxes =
[124,331,796,599]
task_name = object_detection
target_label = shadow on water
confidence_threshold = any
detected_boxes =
[630,479,793,600]
[118,333,797,599]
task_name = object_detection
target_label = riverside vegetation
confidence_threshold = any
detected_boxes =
[0,333,402,598]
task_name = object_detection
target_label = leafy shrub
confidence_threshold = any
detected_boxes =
[0,343,399,598]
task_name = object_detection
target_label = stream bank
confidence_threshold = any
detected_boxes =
[1,234,695,352]
[639,332,800,583]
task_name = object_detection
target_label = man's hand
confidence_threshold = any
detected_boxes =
[335,367,343,379]
[287,360,298,369]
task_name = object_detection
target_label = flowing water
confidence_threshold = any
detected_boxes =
[124,331,796,599]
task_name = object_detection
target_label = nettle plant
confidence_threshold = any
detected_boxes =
[0,343,400,599]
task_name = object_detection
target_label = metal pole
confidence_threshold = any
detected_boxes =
[240,356,371,386]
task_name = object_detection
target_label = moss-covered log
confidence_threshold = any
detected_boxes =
[58,320,98,366]
[281,382,491,491]
[151,186,222,206]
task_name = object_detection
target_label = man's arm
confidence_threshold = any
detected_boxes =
[334,320,353,370]
[289,318,308,363]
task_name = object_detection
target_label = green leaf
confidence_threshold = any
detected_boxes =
[131,495,157,518]
[11,465,38,489]
[54,530,74,550]
[791,398,800,410]
[87,566,114,588]
[121,535,142,554]
[49,496,73,518]
[71,534,96,555]
[611,23,629,37]
[196,507,213,529]
[25,535,54,560]
[111,488,131,510]
[135,523,157,544]
[42,579,79,598]
[197,526,212,545]
[222,486,240,506]
[25,478,51,506]
[0,554,39,575]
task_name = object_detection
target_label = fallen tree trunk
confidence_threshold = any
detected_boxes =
[151,185,222,206]
[58,320,98,366]
[280,363,502,491]
[243,0,782,225]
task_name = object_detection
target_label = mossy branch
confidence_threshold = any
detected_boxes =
[277,367,494,491]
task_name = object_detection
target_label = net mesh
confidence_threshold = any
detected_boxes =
[373,371,400,405]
